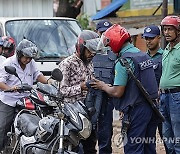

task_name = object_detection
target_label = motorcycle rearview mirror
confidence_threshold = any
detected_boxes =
[4,66,22,84]
[50,68,63,82]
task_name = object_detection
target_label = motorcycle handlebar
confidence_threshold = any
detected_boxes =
[4,84,32,93]
[4,89,14,92]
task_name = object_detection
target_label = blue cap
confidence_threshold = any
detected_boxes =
[96,20,112,32]
[143,25,160,38]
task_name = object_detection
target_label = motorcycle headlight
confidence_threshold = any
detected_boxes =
[78,113,92,139]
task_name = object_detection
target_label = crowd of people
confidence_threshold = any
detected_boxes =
[0,15,179,154]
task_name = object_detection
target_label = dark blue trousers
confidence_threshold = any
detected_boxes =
[124,102,157,154]
[97,100,114,154]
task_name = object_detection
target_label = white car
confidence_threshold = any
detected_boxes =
[0,17,82,75]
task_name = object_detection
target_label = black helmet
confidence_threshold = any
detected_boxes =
[16,39,39,59]
[1,36,16,58]
[76,30,100,55]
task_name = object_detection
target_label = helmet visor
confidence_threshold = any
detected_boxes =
[84,38,100,54]
[84,37,108,54]
[97,34,110,51]
[21,46,39,58]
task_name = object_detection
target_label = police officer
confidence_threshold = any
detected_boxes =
[143,25,169,153]
[91,24,158,154]
[94,19,115,154]
[96,19,112,35]
[143,25,163,85]
[160,15,180,153]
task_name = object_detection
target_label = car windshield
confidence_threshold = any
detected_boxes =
[5,19,82,58]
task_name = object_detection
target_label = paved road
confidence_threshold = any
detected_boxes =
[112,109,166,154]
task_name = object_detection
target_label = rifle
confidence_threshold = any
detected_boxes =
[119,58,165,122]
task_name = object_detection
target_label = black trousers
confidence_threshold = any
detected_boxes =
[80,129,97,154]
[0,101,15,151]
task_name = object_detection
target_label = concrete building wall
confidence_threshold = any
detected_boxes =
[0,0,53,17]
[117,0,174,17]
[131,0,173,9]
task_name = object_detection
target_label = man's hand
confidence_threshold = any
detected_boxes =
[47,79,54,84]
[11,85,18,91]
[80,82,88,91]
[90,79,107,90]
[4,85,19,92]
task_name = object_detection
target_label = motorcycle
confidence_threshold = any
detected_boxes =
[4,66,92,154]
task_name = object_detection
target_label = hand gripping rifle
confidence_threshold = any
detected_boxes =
[119,58,165,122]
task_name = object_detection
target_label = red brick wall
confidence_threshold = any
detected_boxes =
[101,0,111,9]
[134,34,147,52]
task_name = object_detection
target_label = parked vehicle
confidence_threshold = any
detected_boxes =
[4,66,92,154]
[0,17,82,76]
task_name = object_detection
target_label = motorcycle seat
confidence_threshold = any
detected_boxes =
[17,113,41,137]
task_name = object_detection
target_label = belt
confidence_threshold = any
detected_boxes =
[160,87,180,94]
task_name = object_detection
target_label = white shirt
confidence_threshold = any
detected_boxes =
[0,55,6,63]
[0,55,42,107]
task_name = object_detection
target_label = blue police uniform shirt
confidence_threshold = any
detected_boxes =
[147,48,163,85]
[114,43,139,86]
[147,48,163,60]
[113,43,158,111]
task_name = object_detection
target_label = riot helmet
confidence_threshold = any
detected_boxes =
[98,24,131,54]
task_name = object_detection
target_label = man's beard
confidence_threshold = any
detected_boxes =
[80,53,92,65]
